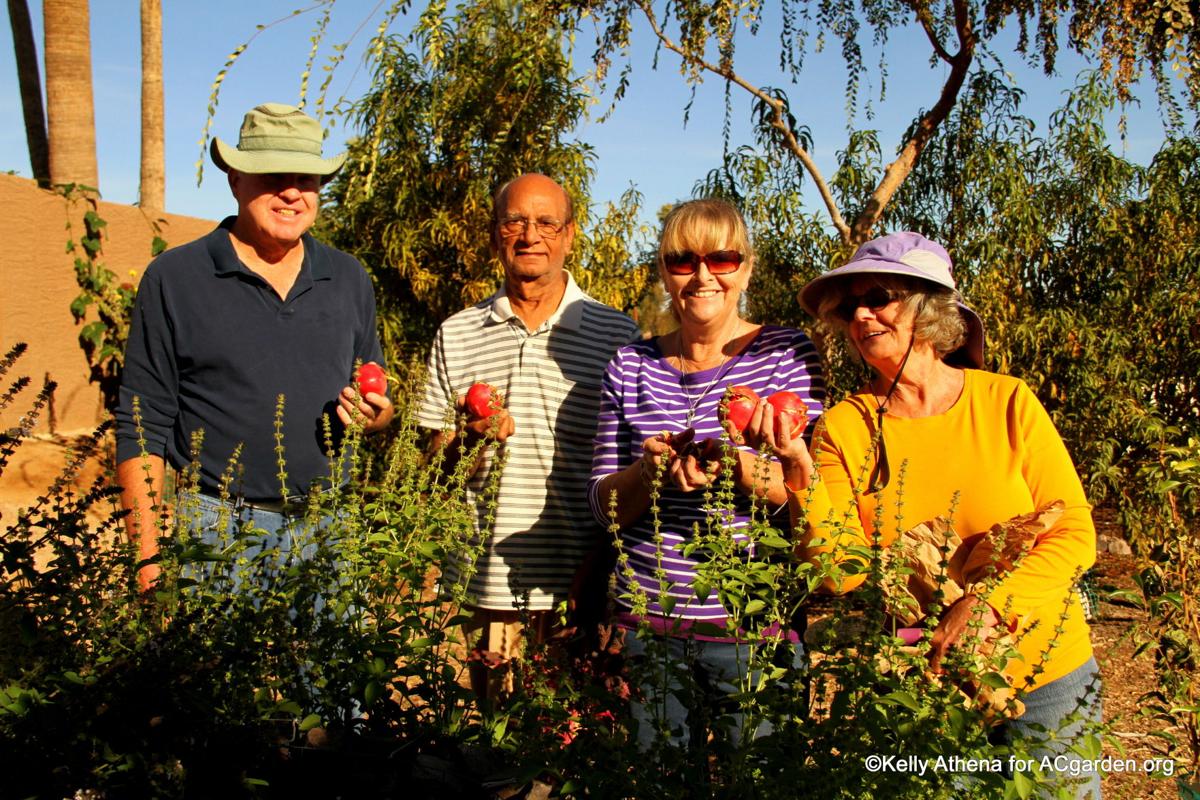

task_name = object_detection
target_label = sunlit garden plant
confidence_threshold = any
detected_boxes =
[0,343,1111,799]
[0,344,501,797]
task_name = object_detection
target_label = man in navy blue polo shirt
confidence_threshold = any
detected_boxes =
[115,103,393,592]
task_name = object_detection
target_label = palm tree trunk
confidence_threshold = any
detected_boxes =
[7,0,49,185]
[43,0,99,190]
[139,0,164,212]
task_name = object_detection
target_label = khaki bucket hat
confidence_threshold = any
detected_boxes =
[211,103,347,183]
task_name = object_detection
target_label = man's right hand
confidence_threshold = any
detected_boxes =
[426,398,516,479]
[137,562,162,595]
[457,395,515,443]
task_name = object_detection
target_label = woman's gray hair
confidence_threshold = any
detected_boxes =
[817,275,967,360]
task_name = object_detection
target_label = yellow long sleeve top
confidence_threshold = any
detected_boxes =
[801,369,1095,692]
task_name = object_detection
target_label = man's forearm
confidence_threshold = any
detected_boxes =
[117,454,166,584]
[426,430,486,479]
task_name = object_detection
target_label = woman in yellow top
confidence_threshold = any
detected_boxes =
[741,232,1100,798]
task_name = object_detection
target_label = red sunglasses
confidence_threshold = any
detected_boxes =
[662,249,744,275]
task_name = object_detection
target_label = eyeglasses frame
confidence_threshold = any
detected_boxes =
[496,216,571,240]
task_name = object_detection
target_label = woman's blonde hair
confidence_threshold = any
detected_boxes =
[817,275,967,359]
[657,198,754,267]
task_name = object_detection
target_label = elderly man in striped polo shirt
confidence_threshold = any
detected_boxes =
[417,173,640,705]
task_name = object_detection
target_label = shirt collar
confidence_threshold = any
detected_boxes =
[208,216,330,280]
[487,271,586,331]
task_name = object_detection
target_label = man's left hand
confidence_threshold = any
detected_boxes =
[337,385,395,433]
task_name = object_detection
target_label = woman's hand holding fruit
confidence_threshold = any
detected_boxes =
[640,429,723,493]
[729,388,814,492]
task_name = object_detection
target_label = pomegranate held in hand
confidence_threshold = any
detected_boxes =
[465,382,503,419]
[355,362,388,396]
[723,385,760,433]
[766,391,807,437]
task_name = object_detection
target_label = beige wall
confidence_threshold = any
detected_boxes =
[0,173,216,435]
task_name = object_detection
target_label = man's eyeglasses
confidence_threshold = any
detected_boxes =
[497,217,569,239]
[834,285,904,321]
[661,250,744,275]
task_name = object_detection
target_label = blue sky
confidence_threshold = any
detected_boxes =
[1,1,1175,231]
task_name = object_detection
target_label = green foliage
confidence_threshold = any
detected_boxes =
[0,345,497,798]
[315,0,652,361]
[1114,437,1200,781]
[61,186,166,413]
[554,0,1198,243]
[985,0,1200,114]
[0,343,1106,797]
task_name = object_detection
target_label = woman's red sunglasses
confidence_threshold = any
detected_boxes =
[662,249,744,275]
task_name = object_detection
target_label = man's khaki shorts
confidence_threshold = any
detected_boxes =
[462,607,556,703]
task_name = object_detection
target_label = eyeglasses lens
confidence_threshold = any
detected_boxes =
[836,286,897,321]
[663,250,744,275]
[499,218,564,239]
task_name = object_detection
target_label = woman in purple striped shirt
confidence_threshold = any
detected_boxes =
[587,198,826,750]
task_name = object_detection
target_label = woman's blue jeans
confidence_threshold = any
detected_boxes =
[623,631,804,751]
[1004,656,1104,799]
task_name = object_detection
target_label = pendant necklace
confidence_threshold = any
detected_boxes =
[677,329,738,427]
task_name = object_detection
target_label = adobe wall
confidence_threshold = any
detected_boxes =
[0,173,216,435]
[1,175,216,531]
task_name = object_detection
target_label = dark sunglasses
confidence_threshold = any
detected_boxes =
[662,250,744,275]
[834,285,904,321]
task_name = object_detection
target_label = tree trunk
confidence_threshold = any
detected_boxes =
[139,0,164,212]
[44,0,99,190]
[8,0,49,185]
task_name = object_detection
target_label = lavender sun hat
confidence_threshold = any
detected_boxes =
[798,231,985,369]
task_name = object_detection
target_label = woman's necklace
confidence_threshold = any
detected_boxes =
[676,327,739,427]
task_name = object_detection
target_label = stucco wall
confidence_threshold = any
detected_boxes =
[0,173,216,435]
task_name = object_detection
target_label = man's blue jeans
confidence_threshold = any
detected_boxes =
[174,491,363,722]
[175,491,324,594]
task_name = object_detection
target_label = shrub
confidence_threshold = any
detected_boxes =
[0,344,1105,798]
[0,344,497,798]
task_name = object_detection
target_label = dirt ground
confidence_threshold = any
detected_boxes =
[1089,547,1183,800]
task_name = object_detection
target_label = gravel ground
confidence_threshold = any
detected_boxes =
[1089,546,1185,800]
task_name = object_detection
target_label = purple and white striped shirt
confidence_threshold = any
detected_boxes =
[588,325,825,635]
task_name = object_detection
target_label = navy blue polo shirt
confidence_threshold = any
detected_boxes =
[116,218,385,501]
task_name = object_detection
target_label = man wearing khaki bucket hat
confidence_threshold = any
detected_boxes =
[116,102,393,594]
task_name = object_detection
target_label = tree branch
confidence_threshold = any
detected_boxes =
[634,0,850,241]
[851,0,976,243]
[912,0,954,64]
